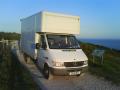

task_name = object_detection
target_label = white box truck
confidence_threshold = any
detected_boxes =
[20,11,88,79]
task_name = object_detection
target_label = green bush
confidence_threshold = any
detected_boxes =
[80,42,120,84]
[0,44,38,90]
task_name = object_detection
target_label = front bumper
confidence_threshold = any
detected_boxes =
[50,66,88,76]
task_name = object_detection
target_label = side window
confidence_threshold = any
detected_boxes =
[40,35,46,49]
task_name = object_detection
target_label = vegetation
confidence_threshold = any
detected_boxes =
[0,32,38,90]
[0,32,20,40]
[80,42,120,84]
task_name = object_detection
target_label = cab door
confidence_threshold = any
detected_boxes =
[37,34,47,69]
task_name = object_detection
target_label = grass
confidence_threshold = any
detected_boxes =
[0,43,38,90]
[80,42,120,84]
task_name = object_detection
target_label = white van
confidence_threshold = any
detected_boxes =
[20,11,88,79]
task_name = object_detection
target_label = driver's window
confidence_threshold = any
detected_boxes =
[40,35,46,49]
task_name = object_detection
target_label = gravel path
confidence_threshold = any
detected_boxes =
[44,73,120,90]
[15,49,120,90]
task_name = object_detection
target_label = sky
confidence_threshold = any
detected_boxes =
[0,0,120,39]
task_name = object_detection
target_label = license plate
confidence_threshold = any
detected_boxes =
[69,71,81,75]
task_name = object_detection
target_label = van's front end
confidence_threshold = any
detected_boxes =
[49,49,88,76]
[39,34,88,79]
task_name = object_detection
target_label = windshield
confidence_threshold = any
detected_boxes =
[47,34,80,49]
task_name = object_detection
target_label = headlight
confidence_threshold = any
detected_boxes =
[84,60,88,65]
[52,61,64,67]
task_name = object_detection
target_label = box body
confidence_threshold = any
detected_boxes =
[21,11,80,34]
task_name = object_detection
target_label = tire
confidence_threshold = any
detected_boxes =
[26,56,32,64]
[43,64,53,80]
[23,53,27,63]
[23,53,32,64]
[34,59,38,64]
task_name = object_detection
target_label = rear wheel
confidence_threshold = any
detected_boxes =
[26,56,32,64]
[23,53,27,63]
[43,64,53,80]
[23,53,32,64]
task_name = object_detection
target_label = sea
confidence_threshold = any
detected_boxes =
[79,39,120,50]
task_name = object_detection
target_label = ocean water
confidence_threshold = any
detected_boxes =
[80,39,120,50]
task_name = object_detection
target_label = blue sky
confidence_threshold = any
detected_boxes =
[0,0,120,39]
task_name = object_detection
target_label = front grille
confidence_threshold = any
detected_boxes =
[64,61,84,67]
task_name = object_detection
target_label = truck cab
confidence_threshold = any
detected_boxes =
[20,11,88,80]
[37,33,88,79]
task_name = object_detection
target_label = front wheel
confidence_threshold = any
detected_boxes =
[43,64,53,80]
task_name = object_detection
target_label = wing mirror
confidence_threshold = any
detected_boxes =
[36,43,47,50]
[36,43,40,49]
